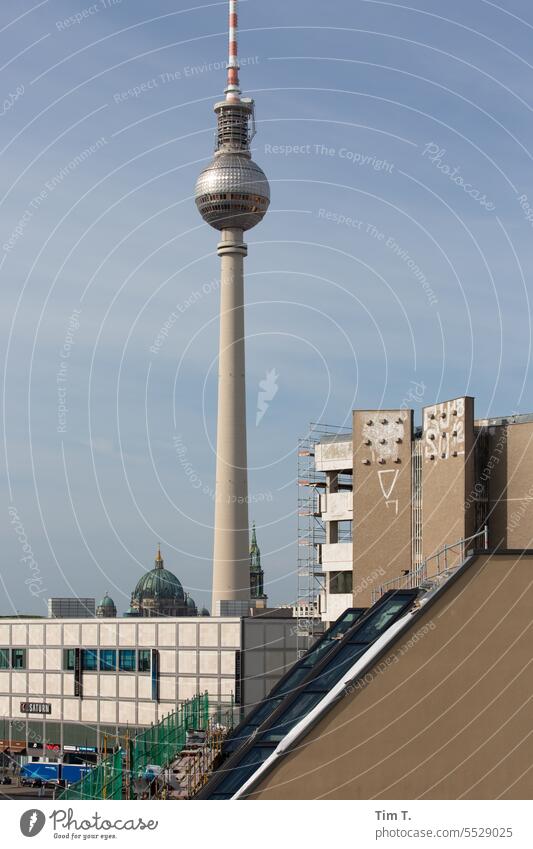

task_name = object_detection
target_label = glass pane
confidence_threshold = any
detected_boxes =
[310,645,367,690]
[300,639,337,667]
[353,599,408,643]
[99,650,116,672]
[138,650,150,672]
[216,747,272,795]
[81,649,98,671]
[12,649,26,669]
[329,571,353,594]
[327,608,365,638]
[63,649,75,671]
[119,650,136,672]
[276,666,312,695]
[0,648,9,669]
[261,692,325,743]
[224,698,284,752]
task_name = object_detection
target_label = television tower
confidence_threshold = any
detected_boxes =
[195,1,270,614]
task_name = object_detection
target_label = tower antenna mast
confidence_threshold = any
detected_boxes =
[226,0,241,101]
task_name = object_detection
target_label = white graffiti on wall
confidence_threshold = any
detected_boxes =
[378,468,400,515]
[362,417,405,463]
[423,398,465,462]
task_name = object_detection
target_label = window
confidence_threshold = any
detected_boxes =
[0,648,9,669]
[12,649,26,669]
[138,650,150,672]
[311,644,368,691]
[214,746,273,796]
[81,649,98,671]
[329,571,353,594]
[352,599,407,643]
[99,650,116,672]
[63,649,75,671]
[119,650,136,672]
[261,691,325,743]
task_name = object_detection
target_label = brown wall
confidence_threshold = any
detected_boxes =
[249,552,533,800]
[486,422,533,550]
[352,410,413,606]
[422,397,475,571]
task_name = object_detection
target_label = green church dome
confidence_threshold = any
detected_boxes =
[98,593,115,609]
[132,546,185,603]
[96,592,117,618]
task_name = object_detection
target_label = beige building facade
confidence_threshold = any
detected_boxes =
[0,615,297,756]
[314,397,533,620]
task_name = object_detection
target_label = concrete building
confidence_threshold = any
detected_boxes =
[0,614,297,758]
[48,599,95,619]
[218,549,533,800]
[311,397,533,624]
[195,0,270,614]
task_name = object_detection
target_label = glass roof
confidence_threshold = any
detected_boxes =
[222,607,366,755]
[200,591,417,798]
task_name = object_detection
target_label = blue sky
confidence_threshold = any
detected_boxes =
[1,0,532,613]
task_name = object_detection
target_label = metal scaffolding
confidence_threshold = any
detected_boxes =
[296,422,351,657]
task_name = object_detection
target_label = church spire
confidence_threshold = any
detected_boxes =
[250,522,266,600]
[155,544,164,569]
[250,522,260,562]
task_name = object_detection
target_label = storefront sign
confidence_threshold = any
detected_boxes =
[19,702,51,715]
[0,739,25,749]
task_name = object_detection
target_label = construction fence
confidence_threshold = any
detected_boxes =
[59,694,235,801]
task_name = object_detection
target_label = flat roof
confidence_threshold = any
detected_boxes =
[314,411,533,445]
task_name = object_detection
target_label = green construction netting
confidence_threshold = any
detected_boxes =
[59,693,230,801]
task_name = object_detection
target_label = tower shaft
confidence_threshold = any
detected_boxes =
[212,227,250,612]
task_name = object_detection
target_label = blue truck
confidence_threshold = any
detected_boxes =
[20,761,90,786]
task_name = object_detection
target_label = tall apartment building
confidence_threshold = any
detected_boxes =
[312,396,533,624]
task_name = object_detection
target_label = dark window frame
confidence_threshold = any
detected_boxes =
[63,649,75,671]
[99,649,117,672]
[118,649,136,672]
[137,649,150,673]
[81,649,98,672]
[12,648,26,669]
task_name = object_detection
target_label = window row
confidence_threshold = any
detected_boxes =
[0,648,26,669]
[62,649,151,673]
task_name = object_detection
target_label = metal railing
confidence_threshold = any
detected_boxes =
[371,526,489,604]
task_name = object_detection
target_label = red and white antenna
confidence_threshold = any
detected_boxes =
[226,0,241,101]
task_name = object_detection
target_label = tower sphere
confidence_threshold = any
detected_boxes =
[195,152,270,231]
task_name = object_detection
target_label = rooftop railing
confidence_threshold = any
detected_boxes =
[371,526,489,604]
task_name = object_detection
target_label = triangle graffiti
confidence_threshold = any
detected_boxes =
[378,469,399,500]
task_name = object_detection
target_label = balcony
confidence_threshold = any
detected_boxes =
[321,593,353,624]
[318,542,352,571]
[315,438,352,472]
[318,491,353,521]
